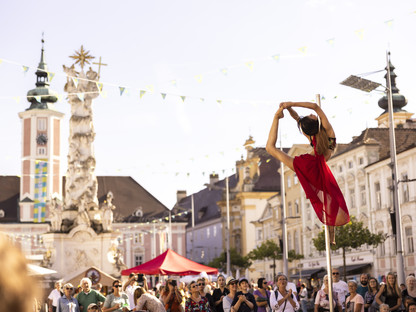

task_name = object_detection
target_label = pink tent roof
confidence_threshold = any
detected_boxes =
[121,249,219,276]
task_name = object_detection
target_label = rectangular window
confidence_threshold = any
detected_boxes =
[359,157,364,165]
[360,185,366,206]
[207,227,210,238]
[295,199,300,215]
[387,178,393,207]
[288,202,292,217]
[402,173,409,203]
[37,147,46,155]
[349,188,355,208]
[257,229,262,241]
[134,233,143,244]
[375,182,381,210]
[348,161,353,169]
[339,165,343,173]
[294,174,298,185]
[213,225,217,237]
[306,203,311,221]
[406,227,414,253]
[287,176,291,188]
[37,118,47,131]
[134,254,143,266]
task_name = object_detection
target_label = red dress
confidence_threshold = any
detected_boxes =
[293,138,349,226]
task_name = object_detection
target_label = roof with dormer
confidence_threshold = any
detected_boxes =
[332,127,416,161]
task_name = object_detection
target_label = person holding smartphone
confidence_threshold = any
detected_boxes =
[161,279,183,312]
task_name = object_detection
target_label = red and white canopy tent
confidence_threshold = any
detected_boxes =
[121,249,218,276]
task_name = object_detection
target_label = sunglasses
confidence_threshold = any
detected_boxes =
[333,272,340,275]
[198,283,205,286]
[229,282,237,286]
[114,285,122,288]
[66,288,74,291]
[263,282,268,284]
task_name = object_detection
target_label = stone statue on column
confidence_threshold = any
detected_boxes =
[101,191,115,232]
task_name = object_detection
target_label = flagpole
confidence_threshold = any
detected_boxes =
[316,94,334,312]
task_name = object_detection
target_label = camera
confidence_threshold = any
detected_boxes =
[137,274,144,286]
[171,280,177,287]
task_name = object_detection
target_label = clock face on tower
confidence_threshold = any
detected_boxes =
[36,133,48,145]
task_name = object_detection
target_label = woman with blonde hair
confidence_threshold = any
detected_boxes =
[132,287,166,312]
[375,272,402,312]
[266,102,349,244]
[314,275,341,312]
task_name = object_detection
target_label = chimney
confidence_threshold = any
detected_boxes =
[176,190,187,203]
[209,173,219,185]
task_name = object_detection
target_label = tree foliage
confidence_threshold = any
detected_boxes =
[312,216,386,280]
[207,248,252,273]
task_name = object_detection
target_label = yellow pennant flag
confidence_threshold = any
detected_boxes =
[140,90,146,99]
[77,93,85,101]
[22,65,29,73]
[195,75,203,83]
[13,96,21,104]
[0,59,3,65]
[72,77,79,88]
[119,87,126,96]
[47,72,55,82]
[171,80,177,86]
[272,54,280,62]
[220,68,228,76]
[35,96,41,103]
[298,46,307,54]
[216,100,223,109]
[384,19,394,28]
[326,38,335,46]
[180,96,186,102]
[146,85,154,93]
[355,29,364,40]
[161,93,167,100]
[96,82,103,93]
[101,90,108,98]
[245,61,254,71]
[200,98,205,102]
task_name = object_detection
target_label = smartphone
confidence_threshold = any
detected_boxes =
[171,280,177,287]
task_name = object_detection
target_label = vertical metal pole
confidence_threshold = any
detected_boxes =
[226,176,231,276]
[316,94,334,312]
[386,51,405,285]
[280,137,288,276]
[191,194,195,260]
[168,210,172,250]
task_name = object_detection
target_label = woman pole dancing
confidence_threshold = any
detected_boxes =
[266,102,350,244]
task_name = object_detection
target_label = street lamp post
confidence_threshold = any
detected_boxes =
[205,177,231,276]
[340,51,405,285]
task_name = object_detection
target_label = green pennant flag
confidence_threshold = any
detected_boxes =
[47,72,55,82]
[34,96,41,103]
[140,90,146,99]
[217,100,222,105]
[119,87,126,96]
[72,77,79,88]
[161,93,166,100]
[180,96,186,102]
[77,93,85,101]
[272,54,280,62]
[22,65,29,73]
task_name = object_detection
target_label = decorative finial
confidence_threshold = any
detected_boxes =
[41,32,45,48]
[70,45,95,69]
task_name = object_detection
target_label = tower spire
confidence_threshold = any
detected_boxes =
[26,36,58,110]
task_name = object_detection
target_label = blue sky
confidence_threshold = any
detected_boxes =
[1,0,415,208]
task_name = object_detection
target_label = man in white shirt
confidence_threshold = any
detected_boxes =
[123,273,140,310]
[48,281,63,312]
[322,268,348,311]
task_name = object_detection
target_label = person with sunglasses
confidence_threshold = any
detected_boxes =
[322,269,348,311]
[185,281,211,312]
[345,281,364,312]
[57,283,80,312]
[223,277,238,312]
[102,280,129,312]
[254,278,271,312]
[314,275,341,312]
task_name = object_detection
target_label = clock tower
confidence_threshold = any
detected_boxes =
[18,40,64,222]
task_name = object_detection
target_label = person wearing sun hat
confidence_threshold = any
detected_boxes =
[223,277,238,312]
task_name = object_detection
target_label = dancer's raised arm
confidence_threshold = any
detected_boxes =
[266,107,295,171]
[280,102,335,138]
